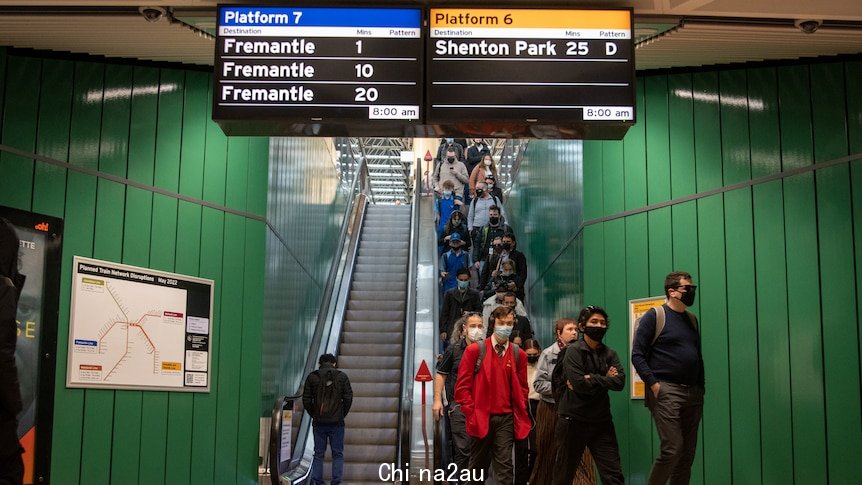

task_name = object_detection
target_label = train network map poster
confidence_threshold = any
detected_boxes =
[67,256,214,392]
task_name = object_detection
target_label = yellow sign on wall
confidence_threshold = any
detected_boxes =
[629,296,666,399]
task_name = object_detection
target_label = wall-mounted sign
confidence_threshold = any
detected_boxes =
[213,6,423,136]
[629,295,666,399]
[427,8,635,138]
[67,256,214,392]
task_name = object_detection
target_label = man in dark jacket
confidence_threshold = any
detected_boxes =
[0,218,25,485]
[302,353,353,485]
[439,268,482,344]
[552,305,625,485]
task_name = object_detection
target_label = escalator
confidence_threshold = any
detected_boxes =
[329,204,411,484]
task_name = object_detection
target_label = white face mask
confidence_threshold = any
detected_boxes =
[467,327,484,342]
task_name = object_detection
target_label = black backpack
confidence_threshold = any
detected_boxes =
[314,368,343,423]
[551,345,570,404]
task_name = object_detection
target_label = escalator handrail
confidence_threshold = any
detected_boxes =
[277,155,370,482]
[397,156,422,467]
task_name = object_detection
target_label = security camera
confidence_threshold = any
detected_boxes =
[139,6,167,23]
[794,19,822,34]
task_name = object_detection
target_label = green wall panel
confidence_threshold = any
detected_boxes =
[514,56,862,483]
[810,62,861,484]
[0,51,277,484]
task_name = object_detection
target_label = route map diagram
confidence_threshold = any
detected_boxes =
[69,267,188,389]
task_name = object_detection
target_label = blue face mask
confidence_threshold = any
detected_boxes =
[457,280,469,290]
[494,325,513,339]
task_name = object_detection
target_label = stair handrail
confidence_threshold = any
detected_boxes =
[397,156,421,469]
[275,154,370,484]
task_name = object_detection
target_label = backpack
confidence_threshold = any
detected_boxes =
[314,368,343,423]
[640,305,699,346]
[550,345,570,404]
[473,339,520,375]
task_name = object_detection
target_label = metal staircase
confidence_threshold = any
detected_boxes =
[327,204,411,484]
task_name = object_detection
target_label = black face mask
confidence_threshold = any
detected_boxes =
[680,288,696,307]
[583,326,608,342]
[447,157,455,163]
[476,189,484,196]
[527,355,540,364]
[489,216,500,225]
[502,243,512,250]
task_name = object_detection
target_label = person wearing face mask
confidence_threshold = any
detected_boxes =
[471,205,511,279]
[433,148,470,200]
[484,175,503,201]
[440,233,472,294]
[530,318,591,485]
[468,154,499,199]
[438,210,471,257]
[467,183,506,233]
[553,306,624,485]
[440,269,482,350]
[631,271,704,485]
[465,138,490,175]
[515,338,542,485]
[435,180,464,248]
[434,313,486,482]
[455,306,530,485]
[436,137,465,162]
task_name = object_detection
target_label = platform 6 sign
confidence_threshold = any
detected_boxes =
[427,8,635,127]
[213,6,422,135]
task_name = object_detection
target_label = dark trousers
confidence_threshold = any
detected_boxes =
[551,416,623,485]
[311,423,345,485]
[448,404,471,482]
[0,417,23,485]
[646,382,704,485]
[468,414,514,485]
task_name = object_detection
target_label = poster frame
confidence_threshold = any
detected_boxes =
[67,255,214,393]
[628,294,666,400]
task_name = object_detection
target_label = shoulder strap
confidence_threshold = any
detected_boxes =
[686,311,699,331]
[474,340,485,374]
[651,305,666,346]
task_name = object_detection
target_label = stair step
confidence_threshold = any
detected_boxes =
[352,272,407,283]
[354,263,407,274]
[343,320,404,333]
[345,411,399,429]
[338,355,402,369]
[345,368,401,382]
[345,309,405,321]
[340,342,403,356]
[348,300,406,311]
[358,248,408,258]
[348,290,407,302]
[349,396,400,413]
[351,382,401,398]
[349,281,406,292]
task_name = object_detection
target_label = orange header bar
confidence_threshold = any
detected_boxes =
[429,8,631,30]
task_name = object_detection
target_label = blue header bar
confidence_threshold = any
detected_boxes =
[219,7,421,28]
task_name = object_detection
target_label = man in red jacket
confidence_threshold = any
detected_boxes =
[455,305,530,484]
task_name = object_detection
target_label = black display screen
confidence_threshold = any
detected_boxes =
[213,6,423,136]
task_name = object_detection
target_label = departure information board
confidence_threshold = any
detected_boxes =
[427,8,635,137]
[213,6,422,135]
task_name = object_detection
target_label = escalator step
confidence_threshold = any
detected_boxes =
[345,309,405,321]
[354,263,407,274]
[341,332,402,345]
[347,300,406,311]
[345,411,399,429]
[349,281,405,292]
[358,248,408,258]
[348,290,407,302]
[352,272,407,283]
[340,342,403,356]
[338,355,402,370]
[349,396,400,413]
[342,320,403,333]
[351,383,400,398]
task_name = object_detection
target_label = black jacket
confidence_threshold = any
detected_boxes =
[302,364,353,425]
[0,218,24,421]
[439,287,482,334]
[557,339,625,422]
